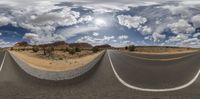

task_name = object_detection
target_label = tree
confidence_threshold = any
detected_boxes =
[46,46,54,57]
[69,48,76,55]
[129,45,136,51]
[10,47,14,51]
[92,47,99,53]
[125,46,128,50]
[75,47,81,52]
[42,47,46,55]
[65,47,69,52]
[32,46,39,52]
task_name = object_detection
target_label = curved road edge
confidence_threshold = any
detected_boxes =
[8,51,105,81]
[107,50,200,92]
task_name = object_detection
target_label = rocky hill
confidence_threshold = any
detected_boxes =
[69,43,93,49]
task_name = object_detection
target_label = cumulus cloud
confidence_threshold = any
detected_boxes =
[138,26,152,35]
[168,19,195,34]
[117,15,147,29]
[76,35,134,47]
[118,35,128,40]
[159,5,191,18]
[23,33,38,39]
[0,15,12,26]
[193,32,200,38]
[76,35,115,46]
[78,15,93,23]
[93,32,99,36]
[161,34,200,47]
[2,5,81,44]
[29,9,79,26]
[59,26,99,38]
[191,14,200,28]
[0,39,14,48]
[152,32,166,42]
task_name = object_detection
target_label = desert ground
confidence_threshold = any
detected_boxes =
[10,50,103,71]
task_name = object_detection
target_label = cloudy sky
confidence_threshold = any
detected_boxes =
[1,0,200,47]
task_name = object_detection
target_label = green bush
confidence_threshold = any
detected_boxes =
[125,46,128,50]
[42,47,46,55]
[46,47,54,57]
[92,47,99,53]
[75,47,81,52]
[21,48,25,51]
[68,48,76,55]
[32,46,39,52]
[65,47,69,52]
[129,45,136,51]
[10,47,14,51]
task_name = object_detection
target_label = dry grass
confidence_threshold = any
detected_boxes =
[10,50,102,71]
[132,47,199,54]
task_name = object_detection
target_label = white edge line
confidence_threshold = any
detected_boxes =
[107,50,200,92]
[0,51,6,71]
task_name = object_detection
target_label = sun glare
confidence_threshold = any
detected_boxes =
[94,18,107,27]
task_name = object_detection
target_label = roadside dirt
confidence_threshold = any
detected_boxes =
[10,51,102,71]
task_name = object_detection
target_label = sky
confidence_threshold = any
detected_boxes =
[1,0,200,47]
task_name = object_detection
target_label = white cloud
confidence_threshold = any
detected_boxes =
[59,26,99,38]
[168,19,195,34]
[0,15,12,26]
[138,25,152,35]
[159,5,191,18]
[118,35,128,40]
[152,32,166,42]
[23,33,38,39]
[162,34,200,47]
[93,32,99,36]
[193,32,200,38]
[78,15,93,23]
[191,14,200,28]
[104,35,115,41]
[117,15,147,29]
[28,8,79,26]
[0,39,14,48]
[76,35,115,46]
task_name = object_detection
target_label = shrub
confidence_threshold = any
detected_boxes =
[65,47,69,52]
[21,48,25,51]
[10,47,14,51]
[92,47,99,53]
[46,46,54,57]
[129,45,136,51]
[32,46,39,52]
[125,46,128,50]
[75,47,81,52]
[69,48,76,55]
[42,47,46,55]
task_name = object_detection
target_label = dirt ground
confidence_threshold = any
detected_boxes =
[131,47,199,54]
[132,50,198,55]
[10,51,103,71]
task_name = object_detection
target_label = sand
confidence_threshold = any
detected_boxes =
[10,51,102,71]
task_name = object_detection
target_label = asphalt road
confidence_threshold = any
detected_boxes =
[0,50,200,99]
[122,51,198,59]
[109,50,200,89]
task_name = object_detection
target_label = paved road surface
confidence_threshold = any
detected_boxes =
[122,51,198,59]
[0,50,200,99]
[109,51,200,89]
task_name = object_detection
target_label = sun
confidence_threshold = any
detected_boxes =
[94,18,107,27]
